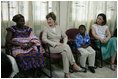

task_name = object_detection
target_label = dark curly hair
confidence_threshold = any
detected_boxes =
[46,12,56,22]
[12,14,24,23]
[79,25,86,30]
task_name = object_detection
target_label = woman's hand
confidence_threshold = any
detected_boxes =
[100,39,105,44]
[100,38,109,44]
[20,43,28,50]
[17,42,25,47]
[103,38,109,43]
[21,42,34,50]
[55,43,63,47]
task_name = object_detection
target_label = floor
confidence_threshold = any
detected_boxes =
[14,63,117,78]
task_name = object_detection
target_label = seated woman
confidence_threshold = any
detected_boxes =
[92,13,117,71]
[6,14,44,72]
[75,25,96,73]
[42,12,84,78]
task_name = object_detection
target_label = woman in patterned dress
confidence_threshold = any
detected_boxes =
[6,14,44,71]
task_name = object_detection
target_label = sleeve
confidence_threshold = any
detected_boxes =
[92,24,95,29]
[27,26,32,32]
[6,26,15,32]
[75,34,81,48]
[91,24,96,33]
[86,34,91,45]
[29,31,40,46]
[42,29,57,47]
[30,31,38,40]
[61,28,68,44]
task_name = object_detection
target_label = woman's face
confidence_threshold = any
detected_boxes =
[96,16,104,25]
[17,17,25,27]
[47,17,55,27]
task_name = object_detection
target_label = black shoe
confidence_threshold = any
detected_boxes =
[69,68,74,73]
[94,65,97,69]
[81,67,87,73]
[88,66,95,73]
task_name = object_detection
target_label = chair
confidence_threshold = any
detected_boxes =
[113,28,117,37]
[89,29,103,68]
[39,31,62,78]
[66,28,81,64]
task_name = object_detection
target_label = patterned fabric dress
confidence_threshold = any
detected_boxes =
[6,26,45,71]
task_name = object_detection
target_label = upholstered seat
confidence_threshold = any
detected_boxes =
[66,28,81,64]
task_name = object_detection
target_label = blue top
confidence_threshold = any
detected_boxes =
[75,33,91,48]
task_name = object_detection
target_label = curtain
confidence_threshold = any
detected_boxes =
[1,1,117,46]
[1,1,53,46]
[71,1,117,34]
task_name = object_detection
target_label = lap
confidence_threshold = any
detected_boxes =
[78,46,95,55]
[49,44,70,53]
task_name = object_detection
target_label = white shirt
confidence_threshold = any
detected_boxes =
[92,24,108,39]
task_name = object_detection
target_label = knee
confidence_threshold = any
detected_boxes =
[81,53,88,58]
[90,52,96,57]
[64,44,70,49]
[61,51,67,56]
[93,51,96,55]
[110,37,117,43]
[63,44,71,52]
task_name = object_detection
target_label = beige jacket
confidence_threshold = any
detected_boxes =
[42,25,68,53]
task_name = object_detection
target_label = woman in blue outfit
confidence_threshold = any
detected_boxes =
[92,13,117,71]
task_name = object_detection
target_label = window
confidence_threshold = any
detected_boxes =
[1,1,52,21]
[1,1,29,21]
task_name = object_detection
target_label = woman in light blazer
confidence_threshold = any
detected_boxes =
[42,12,84,78]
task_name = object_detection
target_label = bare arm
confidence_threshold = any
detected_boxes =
[91,27,101,40]
[61,29,68,44]
[106,28,111,40]
[91,26,105,43]
[92,26,111,43]
[6,31,12,44]
[103,28,111,42]
[6,31,24,46]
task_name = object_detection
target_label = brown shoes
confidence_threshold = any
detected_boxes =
[73,64,85,72]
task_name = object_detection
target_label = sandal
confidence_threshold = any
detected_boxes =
[73,65,85,72]
[110,63,115,71]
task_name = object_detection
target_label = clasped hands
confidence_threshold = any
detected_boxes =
[55,43,63,47]
[19,42,34,50]
[99,38,109,44]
